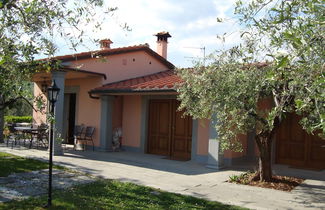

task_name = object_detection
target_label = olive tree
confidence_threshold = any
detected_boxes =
[177,0,324,181]
[0,0,118,142]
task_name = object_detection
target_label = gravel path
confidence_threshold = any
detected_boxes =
[0,169,95,202]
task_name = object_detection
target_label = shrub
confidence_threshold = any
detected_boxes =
[4,116,32,124]
[229,171,252,185]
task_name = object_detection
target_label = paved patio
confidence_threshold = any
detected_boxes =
[0,144,324,210]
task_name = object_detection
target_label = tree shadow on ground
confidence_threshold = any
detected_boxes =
[59,149,218,176]
[292,181,325,209]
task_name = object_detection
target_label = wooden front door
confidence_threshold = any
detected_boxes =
[147,99,192,160]
[276,113,325,169]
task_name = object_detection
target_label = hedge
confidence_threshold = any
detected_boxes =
[4,116,32,124]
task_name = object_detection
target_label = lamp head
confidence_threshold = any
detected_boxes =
[47,80,60,104]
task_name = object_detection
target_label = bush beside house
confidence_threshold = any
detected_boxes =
[4,116,32,124]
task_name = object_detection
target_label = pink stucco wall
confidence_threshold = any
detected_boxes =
[33,77,102,147]
[195,117,249,159]
[65,77,102,146]
[32,46,257,164]
[66,51,169,83]
[197,119,209,155]
[32,49,170,148]
[121,95,142,148]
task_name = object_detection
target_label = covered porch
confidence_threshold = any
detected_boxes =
[32,67,107,155]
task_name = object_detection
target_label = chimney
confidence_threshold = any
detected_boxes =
[154,32,171,59]
[99,39,113,50]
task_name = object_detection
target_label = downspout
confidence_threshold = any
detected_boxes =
[88,92,100,99]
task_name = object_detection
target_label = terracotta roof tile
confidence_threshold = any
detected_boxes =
[90,70,182,94]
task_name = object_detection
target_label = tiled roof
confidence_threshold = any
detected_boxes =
[43,44,175,69]
[90,70,181,94]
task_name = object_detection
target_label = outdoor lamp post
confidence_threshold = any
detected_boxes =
[46,80,60,207]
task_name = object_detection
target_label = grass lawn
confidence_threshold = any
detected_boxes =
[0,179,247,210]
[0,152,64,177]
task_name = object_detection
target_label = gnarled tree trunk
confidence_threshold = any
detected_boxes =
[255,116,280,182]
[256,135,273,181]
[0,95,4,143]
[0,108,4,143]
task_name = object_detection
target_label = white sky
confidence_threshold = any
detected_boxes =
[55,0,241,68]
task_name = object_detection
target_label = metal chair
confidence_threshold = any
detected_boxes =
[73,125,84,150]
[6,123,16,148]
[13,123,31,147]
[76,126,95,151]
[36,123,49,148]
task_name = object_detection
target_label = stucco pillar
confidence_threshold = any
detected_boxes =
[191,119,198,161]
[99,96,113,151]
[206,117,224,169]
[51,71,66,156]
[140,96,148,153]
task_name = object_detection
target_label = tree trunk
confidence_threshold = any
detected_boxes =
[258,136,272,181]
[0,107,4,143]
[255,133,273,182]
[0,94,4,143]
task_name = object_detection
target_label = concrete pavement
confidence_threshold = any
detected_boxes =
[1,144,324,210]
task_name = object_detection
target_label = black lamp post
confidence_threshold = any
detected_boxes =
[46,80,60,207]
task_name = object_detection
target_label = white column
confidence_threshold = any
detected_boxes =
[99,96,113,151]
[51,71,66,155]
[206,117,224,169]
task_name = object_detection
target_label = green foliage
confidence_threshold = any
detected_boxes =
[229,174,241,183]
[178,0,325,151]
[234,0,325,136]
[0,152,47,177]
[0,0,117,111]
[0,152,64,177]
[0,179,246,210]
[0,0,120,142]
[4,82,33,116]
[4,116,32,124]
[229,172,252,184]
[177,0,324,180]
[178,63,272,151]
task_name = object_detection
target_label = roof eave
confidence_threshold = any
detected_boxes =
[90,88,177,95]
[44,46,175,70]
[60,67,107,79]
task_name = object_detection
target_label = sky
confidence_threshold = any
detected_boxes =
[55,0,241,68]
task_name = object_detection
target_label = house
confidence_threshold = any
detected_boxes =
[32,32,325,170]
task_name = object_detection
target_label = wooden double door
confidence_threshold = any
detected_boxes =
[276,113,325,169]
[147,99,192,160]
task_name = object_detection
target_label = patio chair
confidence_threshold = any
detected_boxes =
[6,123,16,148]
[35,123,49,148]
[14,123,33,147]
[73,125,84,150]
[76,126,95,151]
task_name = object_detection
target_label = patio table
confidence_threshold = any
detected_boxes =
[14,127,48,149]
